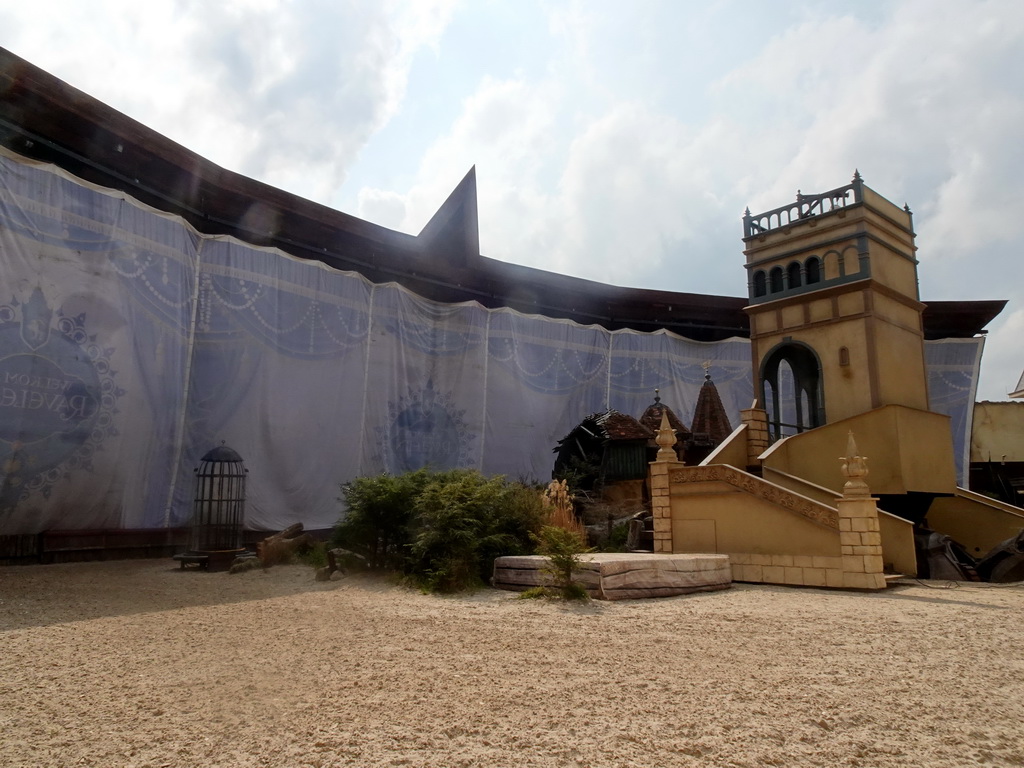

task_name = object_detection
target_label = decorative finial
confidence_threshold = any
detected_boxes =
[655,411,678,462]
[839,430,870,497]
[743,206,751,217]
[653,388,661,404]
[853,169,862,182]
[903,203,912,214]
[796,189,802,199]
[701,360,712,381]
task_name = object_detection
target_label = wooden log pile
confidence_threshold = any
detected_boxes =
[257,523,314,566]
[493,553,731,600]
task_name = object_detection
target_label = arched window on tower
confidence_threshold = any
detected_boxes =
[787,261,802,289]
[805,256,821,284]
[752,270,767,297]
[769,266,784,293]
[760,343,824,441]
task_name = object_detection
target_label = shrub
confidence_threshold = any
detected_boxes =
[335,468,546,592]
[534,524,591,601]
[410,469,545,592]
[333,469,432,570]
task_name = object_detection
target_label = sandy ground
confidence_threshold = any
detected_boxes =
[1,560,1022,768]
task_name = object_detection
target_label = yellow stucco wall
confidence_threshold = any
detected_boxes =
[760,405,957,495]
[669,481,840,557]
[971,401,1024,462]
[928,490,1024,557]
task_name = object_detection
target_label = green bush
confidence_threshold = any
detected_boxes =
[600,521,630,552]
[534,524,591,600]
[333,469,433,570]
[334,468,546,592]
[410,470,545,592]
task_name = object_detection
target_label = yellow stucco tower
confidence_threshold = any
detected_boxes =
[742,172,929,440]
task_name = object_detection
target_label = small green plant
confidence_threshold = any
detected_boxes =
[517,586,549,600]
[599,521,630,552]
[534,524,592,600]
[296,540,328,569]
[333,468,546,592]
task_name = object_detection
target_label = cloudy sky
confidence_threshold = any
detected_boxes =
[2,0,1022,399]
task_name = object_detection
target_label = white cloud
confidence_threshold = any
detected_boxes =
[2,0,456,205]
[4,0,1022,398]
[980,308,1024,400]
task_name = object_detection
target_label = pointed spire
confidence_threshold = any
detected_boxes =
[839,430,871,498]
[853,169,862,182]
[655,411,679,462]
[691,366,733,447]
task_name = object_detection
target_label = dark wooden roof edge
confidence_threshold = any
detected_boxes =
[920,300,1006,340]
[0,47,1004,341]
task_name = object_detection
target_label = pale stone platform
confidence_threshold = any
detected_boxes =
[493,553,731,600]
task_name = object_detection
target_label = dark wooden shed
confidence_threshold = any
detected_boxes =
[553,410,654,492]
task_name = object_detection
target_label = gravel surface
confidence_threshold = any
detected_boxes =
[1,560,1022,767]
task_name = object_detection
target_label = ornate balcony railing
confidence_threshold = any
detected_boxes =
[743,171,864,239]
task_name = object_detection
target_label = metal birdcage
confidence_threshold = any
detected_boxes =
[189,442,247,554]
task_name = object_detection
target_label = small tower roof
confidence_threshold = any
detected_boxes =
[690,370,732,446]
[639,389,691,438]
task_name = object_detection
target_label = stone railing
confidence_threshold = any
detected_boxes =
[669,464,839,529]
[743,173,864,238]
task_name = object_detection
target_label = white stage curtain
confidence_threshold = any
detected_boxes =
[0,149,986,534]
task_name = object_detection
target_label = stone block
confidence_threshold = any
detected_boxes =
[843,571,885,590]
[770,554,794,567]
[730,553,750,565]
[837,499,878,518]
[842,555,865,573]
[803,568,827,587]
[864,554,885,574]
[762,565,786,583]
[742,564,763,582]
[841,545,855,555]
[783,567,804,584]
[839,518,853,532]
[825,568,845,588]
[841,572,872,589]
[840,532,862,547]
[650,463,668,476]
[813,556,842,569]
[793,555,815,568]
[853,545,876,556]
[750,554,772,566]
[861,532,881,547]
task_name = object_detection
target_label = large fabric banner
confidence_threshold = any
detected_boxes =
[0,149,984,534]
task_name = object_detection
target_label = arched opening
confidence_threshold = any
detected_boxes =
[786,261,802,289]
[760,342,824,441]
[805,256,821,284]
[769,266,784,293]
[752,270,767,297]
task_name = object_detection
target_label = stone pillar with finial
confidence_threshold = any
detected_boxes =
[836,431,886,590]
[649,410,684,553]
[739,405,771,468]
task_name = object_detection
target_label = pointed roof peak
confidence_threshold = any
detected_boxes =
[417,166,479,266]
